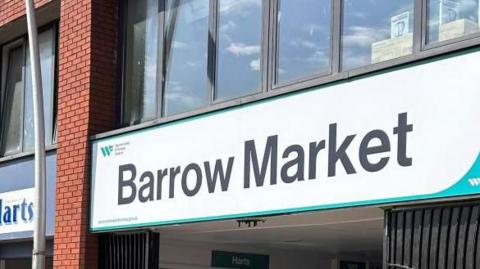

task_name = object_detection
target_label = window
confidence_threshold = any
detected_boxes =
[428,0,480,43]
[215,0,263,100]
[275,0,332,84]
[341,0,414,70]
[122,0,266,122]
[164,0,209,116]
[123,0,160,125]
[0,27,57,157]
[121,0,480,127]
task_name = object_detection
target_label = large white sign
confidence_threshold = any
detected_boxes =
[0,188,34,234]
[91,49,480,232]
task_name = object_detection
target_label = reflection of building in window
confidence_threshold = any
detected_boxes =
[433,0,479,42]
[371,12,412,64]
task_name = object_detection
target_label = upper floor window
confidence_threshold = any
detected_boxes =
[0,27,57,157]
[122,0,267,124]
[427,0,480,43]
[121,0,480,127]
[341,0,414,70]
[215,0,263,101]
[164,0,210,116]
[275,0,332,84]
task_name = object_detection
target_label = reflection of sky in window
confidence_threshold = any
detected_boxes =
[123,0,159,124]
[428,0,479,42]
[277,0,331,84]
[24,29,56,151]
[342,0,413,70]
[164,0,209,116]
[216,0,262,101]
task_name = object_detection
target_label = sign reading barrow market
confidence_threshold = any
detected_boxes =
[90,49,480,232]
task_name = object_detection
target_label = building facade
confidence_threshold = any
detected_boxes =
[1,0,480,268]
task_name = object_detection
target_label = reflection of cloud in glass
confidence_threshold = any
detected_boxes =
[172,41,188,49]
[220,0,260,14]
[165,81,204,110]
[343,26,388,48]
[220,20,237,32]
[459,0,477,12]
[249,58,260,71]
[305,50,329,65]
[226,42,260,56]
[351,11,367,19]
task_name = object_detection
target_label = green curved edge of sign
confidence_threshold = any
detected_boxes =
[90,152,480,232]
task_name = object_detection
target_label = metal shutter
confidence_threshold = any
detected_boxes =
[98,231,160,269]
[384,202,480,269]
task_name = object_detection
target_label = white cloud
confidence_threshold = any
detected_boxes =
[343,26,388,48]
[219,0,261,14]
[172,41,188,49]
[165,81,205,110]
[249,58,260,71]
[220,20,237,32]
[226,43,260,56]
[304,50,329,66]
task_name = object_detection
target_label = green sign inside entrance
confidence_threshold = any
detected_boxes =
[340,261,366,269]
[211,251,269,269]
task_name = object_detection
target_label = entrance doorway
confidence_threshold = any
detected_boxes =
[156,207,384,269]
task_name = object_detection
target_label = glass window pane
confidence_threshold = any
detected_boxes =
[1,47,24,156]
[164,0,210,116]
[24,28,56,151]
[428,0,480,43]
[342,0,414,70]
[276,0,331,84]
[215,0,262,101]
[123,0,159,124]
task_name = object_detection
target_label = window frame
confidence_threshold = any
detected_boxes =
[211,0,269,102]
[114,0,480,137]
[270,0,336,90]
[0,40,27,156]
[422,0,480,50]
[0,22,59,158]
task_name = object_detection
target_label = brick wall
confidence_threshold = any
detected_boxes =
[0,0,51,27]
[54,0,117,268]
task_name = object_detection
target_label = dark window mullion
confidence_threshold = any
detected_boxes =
[421,0,428,51]
[118,0,128,126]
[268,0,279,90]
[207,0,218,103]
[52,23,60,144]
[332,0,342,74]
[414,0,425,53]
[20,41,27,153]
[157,0,165,118]
[47,26,58,145]
[261,0,270,93]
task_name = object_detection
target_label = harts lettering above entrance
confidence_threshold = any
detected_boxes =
[117,113,413,205]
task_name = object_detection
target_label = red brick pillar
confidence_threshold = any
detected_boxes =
[54,0,117,268]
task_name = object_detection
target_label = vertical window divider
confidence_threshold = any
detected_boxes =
[20,41,27,153]
[52,23,60,143]
[414,0,425,53]
[118,0,128,126]
[420,0,429,50]
[331,0,342,74]
[157,0,166,118]
[267,0,278,91]
[0,46,6,153]
[0,42,17,154]
[207,0,218,104]
[261,0,271,93]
